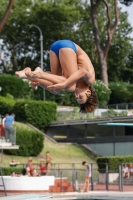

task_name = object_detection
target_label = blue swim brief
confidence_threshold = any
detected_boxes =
[50,40,77,58]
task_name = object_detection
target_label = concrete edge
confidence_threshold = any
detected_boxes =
[26,123,57,143]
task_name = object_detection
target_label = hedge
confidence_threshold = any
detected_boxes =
[13,100,57,130]
[0,96,15,115]
[1,167,26,175]
[93,80,111,106]
[96,156,133,172]
[0,74,26,98]
[109,82,133,104]
[4,126,44,156]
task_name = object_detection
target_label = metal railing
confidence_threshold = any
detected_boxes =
[56,103,133,121]
[8,162,133,192]
[0,125,16,146]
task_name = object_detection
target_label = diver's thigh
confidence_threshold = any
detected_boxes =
[59,48,78,78]
[50,50,62,75]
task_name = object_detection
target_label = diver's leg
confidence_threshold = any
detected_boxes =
[59,48,78,79]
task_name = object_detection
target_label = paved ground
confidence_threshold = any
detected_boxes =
[1,191,133,200]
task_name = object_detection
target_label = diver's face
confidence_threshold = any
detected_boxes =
[75,88,91,104]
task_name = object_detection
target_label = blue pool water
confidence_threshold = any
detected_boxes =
[0,194,53,200]
[76,198,133,200]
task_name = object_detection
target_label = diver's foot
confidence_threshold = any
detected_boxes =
[15,67,31,79]
[34,66,43,73]
[26,71,42,79]
[25,66,43,78]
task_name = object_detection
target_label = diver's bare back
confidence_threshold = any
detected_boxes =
[75,44,94,74]
[58,43,95,92]
[59,43,95,89]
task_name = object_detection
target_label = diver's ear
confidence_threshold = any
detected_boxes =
[86,88,91,96]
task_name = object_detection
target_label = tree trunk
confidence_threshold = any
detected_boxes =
[0,0,15,32]
[90,0,119,87]
[99,52,108,87]
[10,45,18,72]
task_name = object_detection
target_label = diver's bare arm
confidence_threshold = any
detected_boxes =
[29,71,66,84]
[47,69,95,91]
[64,68,95,88]
[30,78,63,94]
[61,69,94,87]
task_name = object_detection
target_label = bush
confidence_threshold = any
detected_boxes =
[97,156,133,172]
[0,74,25,98]
[5,126,44,156]
[0,74,43,100]
[109,82,133,104]
[101,109,128,118]
[1,167,25,175]
[0,96,15,115]
[13,100,57,130]
[93,80,111,107]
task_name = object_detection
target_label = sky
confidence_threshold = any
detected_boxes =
[119,2,133,36]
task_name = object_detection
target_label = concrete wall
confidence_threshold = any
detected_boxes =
[89,142,133,156]
[0,176,55,191]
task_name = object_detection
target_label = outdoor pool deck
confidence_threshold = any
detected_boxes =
[1,191,133,200]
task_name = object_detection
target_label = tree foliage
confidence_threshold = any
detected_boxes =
[0,0,82,72]
[0,0,133,93]
[119,0,133,6]
[0,0,14,32]
[5,127,44,156]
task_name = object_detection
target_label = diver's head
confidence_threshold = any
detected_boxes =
[75,85,98,113]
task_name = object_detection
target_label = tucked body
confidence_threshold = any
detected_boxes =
[15,40,98,113]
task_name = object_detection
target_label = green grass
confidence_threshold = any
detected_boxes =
[1,122,96,169]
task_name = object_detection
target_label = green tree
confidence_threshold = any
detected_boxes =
[0,0,14,32]
[70,1,133,83]
[90,0,119,87]
[90,0,133,87]
[119,0,133,5]
[0,0,133,90]
[107,10,133,82]
[0,0,81,73]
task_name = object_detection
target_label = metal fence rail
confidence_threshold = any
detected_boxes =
[3,162,133,191]
[56,102,133,121]
[0,126,16,146]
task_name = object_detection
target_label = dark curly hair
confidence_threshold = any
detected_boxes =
[79,86,98,113]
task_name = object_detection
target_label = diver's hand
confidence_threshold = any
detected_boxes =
[29,81,39,90]
[47,83,65,93]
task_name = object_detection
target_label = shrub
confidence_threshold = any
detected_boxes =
[0,96,15,115]
[93,80,111,107]
[13,100,57,130]
[5,126,44,156]
[1,167,25,175]
[109,82,133,104]
[101,109,128,118]
[97,156,133,172]
[0,74,25,98]
[0,74,42,100]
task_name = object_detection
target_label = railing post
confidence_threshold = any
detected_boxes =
[119,164,122,191]
[126,103,128,111]
[53,163,56,176]
[58,163,60,177]
[91,163,94,191]
[105,163,108,191]
[75,171,79,191]
[121,164,123,191]
[72,163,75,187]
[14,126,16,145]
[60,171,62,192]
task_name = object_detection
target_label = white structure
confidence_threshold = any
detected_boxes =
[0,176,55,191]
